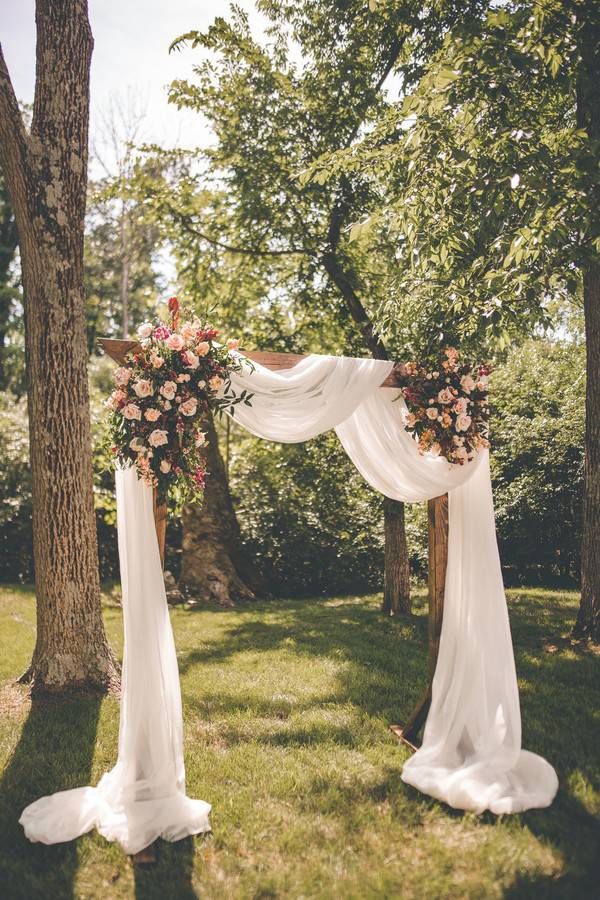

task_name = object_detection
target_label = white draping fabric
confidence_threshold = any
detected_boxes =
[228,354,558,814]
[19,467,211,854]
[20,352,557,852]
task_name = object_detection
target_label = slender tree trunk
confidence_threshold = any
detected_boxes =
[323,195,412,614]
[0,2,118,691]
[180,408,263,606]
[574,13,600,642]
[120,203,130,338]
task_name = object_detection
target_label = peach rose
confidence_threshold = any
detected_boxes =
[180,321,197,343]
[177,373,191,383]
[150,354,165,369]
[160,459,172,473]
[121,403,141,420]
[208,375,223,392]
[182,351,199,369]
[133,379,153,398]
[114,366,132,387]
[226,338,240,351]
[437,388,453,404]
[455,397,468,414]
[430,442,442,456]
[460,374,476,393]
[456,413,472,432]
[180,398,198,417]
[166,333,185,351]
[148,429,169,448]
[129,437,146,452]
[160,381,177,400]
[426,407,438,420]
[144,407,161,422]
[196,341,210,357]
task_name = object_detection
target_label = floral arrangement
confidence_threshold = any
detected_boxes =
[396,347,491,464]
[106,297,250,501]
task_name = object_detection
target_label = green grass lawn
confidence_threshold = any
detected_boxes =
[0,586,598,899]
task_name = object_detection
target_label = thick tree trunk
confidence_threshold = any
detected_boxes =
[0,2,118,691]
[382,496,412,616]
[575,13,600,642]
[180,409,263,606]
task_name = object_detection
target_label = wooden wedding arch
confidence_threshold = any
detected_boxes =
[99,338,448,752]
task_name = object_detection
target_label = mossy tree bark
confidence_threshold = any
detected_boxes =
[0,1,118,691]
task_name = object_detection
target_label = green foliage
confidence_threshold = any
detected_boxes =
[0,393,31,581]
[302,0,599,358]
[490,337,585,584]
[0,586,598,896]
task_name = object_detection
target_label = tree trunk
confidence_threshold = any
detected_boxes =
[324,182,411,614]
[576,260,600,641]
[0,2,118,691]
[574,12,600,642]
[180,408,263,606]
[382,495,412,616]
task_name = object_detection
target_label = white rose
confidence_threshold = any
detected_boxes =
[137,322,153,339]
[129,437,146,452]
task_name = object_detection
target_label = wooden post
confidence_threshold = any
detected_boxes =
[153,489,167,570]
[390,493,448,750]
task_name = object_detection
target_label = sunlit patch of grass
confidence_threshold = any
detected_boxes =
[0,585,598,898]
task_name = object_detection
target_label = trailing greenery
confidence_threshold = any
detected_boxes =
[0,585,598,898]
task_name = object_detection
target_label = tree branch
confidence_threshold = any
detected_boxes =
[169,206,310,258]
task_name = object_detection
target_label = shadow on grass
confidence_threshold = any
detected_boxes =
[133,837,198,900]
[0,693,101,900]
[177,593,599,895]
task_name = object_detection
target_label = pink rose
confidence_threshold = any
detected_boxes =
[121,403,141,420]
[426,407,438,420]
[106,389,127,410]
[160,459,172,473]
[456,413,472,432]
[137,323,153,339]
[437,388,453,404]
[460,374,476,393]
[151,354,165,369]
[133,379,153,398]
[455,397,468,414]
[180,398,198,417]
[182,350,199,369]
[166,333,185,351]
[114,367,132,387]
[148,429,169,448]
[144,407,161,422]
[160,381,177,400]
[196,341,210,357]
[153,325,171,341]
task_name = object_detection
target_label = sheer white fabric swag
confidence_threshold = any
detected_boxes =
[20,353,557,853]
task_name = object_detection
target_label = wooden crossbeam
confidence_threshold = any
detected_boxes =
[97,339,405,387]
